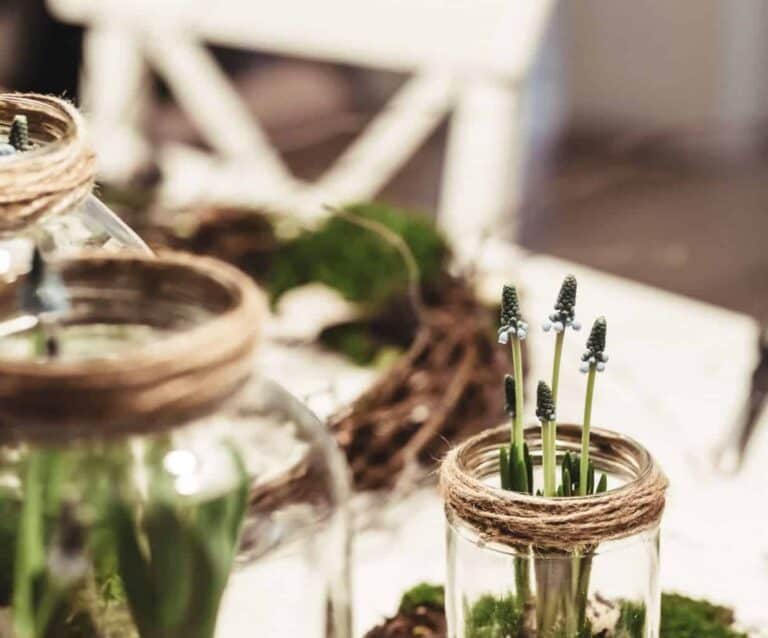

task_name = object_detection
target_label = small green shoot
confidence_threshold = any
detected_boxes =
[498,285,529,494]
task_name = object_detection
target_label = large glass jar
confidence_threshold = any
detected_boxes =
[443,425,666,638]
[0,93,148,283]
[0,252,351,638]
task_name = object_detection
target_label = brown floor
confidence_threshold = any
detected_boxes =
[520,148,768,322]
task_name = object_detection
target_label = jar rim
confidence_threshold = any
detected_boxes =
[456,423,657,503]
[0,251,265,439]
[0,93,96,233]
[440,424,668,551]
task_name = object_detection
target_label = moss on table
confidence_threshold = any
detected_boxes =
[366,583,751,638]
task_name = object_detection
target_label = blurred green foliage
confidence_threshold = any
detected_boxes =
[394,584,748,638]
[616,600,646,638]
[661,594,747,638]
[398,582,445,615]
[319,323,405,367]
[463,592,523,638]
[268,202,449,309]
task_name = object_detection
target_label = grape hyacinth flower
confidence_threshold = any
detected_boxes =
[542,274,581,333]
[535,381,556,423]
[498,285,528,344]
[498,284,529,494]
[536,381,557,496]
[579,316,608,374]
[9,114,29,152]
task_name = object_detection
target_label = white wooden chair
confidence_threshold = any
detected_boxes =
[47,0,553,251]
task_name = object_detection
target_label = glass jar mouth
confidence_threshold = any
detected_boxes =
[441,424,667,552]
[0,93,96,233]
[0,252,265,438]
[455,423,657,502]
[0,251,261,356]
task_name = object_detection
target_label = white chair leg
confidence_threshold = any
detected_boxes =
[80,26,150,181]
[438,80,521,261]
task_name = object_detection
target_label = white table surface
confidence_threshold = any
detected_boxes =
[259,242,768,637]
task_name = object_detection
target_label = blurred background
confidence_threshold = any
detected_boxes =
[2,1,768,634]
[3,0,768,317]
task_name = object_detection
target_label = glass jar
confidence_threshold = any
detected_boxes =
[0,252,351,638]
[443,425,665,638]
[0,92,149,284]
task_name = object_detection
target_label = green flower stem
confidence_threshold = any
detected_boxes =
[542,421,556,497]
[551,331,564,406]
[511,337,525,462]
[551,330,564,456]
[580,366,597,496]
[12,455,45,638]
[514,556,530,603]
[510,336,531,601]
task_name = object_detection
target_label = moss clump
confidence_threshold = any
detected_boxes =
[616,600,646,638]
[661,593,747,638]
[446,590,748,638]
[463,593,522,638]
[268,202,449,309]
[319,322,406,367]
[398,582,445,615]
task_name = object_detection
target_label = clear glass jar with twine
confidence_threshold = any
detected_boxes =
[0,93,148,281]
[0,251,352,638]
[440,424,668,638]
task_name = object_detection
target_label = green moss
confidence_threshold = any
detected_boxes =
[616,600,646,638]
[268,202,449,309]
[661,593,747,638]
[463,593,522,638]
[454,591,747,638]
[398,582,445,615]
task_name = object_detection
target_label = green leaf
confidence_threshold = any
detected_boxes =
[596,473,608,494]
[523,443,533,496]
[587,461,595,495]
[561,452,572,492]
[108,502,157,637]
[562,467,572,497]
[0,492,19,605]
[573,455,581,490]
[499,447,510,490]
[144,504,194,628]
[13,453,50,637]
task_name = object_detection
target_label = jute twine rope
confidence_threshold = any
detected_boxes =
[0,252,265,440]
[0,93,96,233]
[440,424,668,552]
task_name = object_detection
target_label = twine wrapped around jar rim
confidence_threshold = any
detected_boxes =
[0,252,265,440]
[440,424,668,552]
[0,93,96,233]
